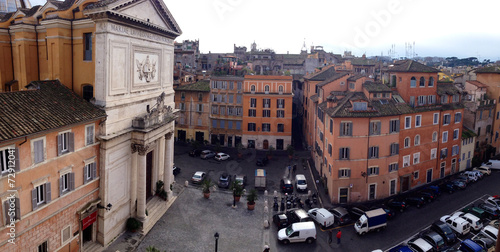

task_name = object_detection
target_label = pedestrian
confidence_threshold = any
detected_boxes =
[293,164,297,173]
[328,229,333,244]
[263,244,270,252]
[336,230,342,244]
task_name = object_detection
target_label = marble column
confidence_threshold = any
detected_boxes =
[137,144,149,222]
[130,144,138,216]
[164,132,174,199]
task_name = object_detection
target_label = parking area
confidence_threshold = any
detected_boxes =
[135,143,500,251]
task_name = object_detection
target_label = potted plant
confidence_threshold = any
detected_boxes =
[155,180,164,196]
[267,146,275,160]
[201,178,214,199]
[236,143,244,158]
[246,189,258,210]
[126,217,142,232]
[286,144,295,160]
[230,180,244,202]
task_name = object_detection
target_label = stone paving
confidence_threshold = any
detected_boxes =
[136,185,269,252]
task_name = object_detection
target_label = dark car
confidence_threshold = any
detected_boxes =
[256,157,269,166]
[386,199,407,212]
[477,203,500,219]
[431,220,457,245]
[425,185,441,196]
[371,205,395,219]
[388,245,413,252]
[329,206,352,225]
[417,191,435,203]
[218,172,231,188]
[348,205,370,220]
[472,237,495,252]
[455,175,470,184]
[421,188,440,198]
[189,149,202,157]
[272,213,289,229]
[420,230,447,251]
[173,166,180,176]
[450,179,466,190]
[439,182,456,194]
[405,196,425,208]
[280,178,294,193]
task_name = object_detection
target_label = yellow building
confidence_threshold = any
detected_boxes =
[0,0,181,250]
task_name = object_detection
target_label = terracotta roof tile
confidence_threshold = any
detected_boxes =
[466,80,487,88]
[0,80,106,141]
[389,60,439,73]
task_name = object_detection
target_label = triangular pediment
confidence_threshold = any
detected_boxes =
[117,0,170,30]
[84,0,181,36]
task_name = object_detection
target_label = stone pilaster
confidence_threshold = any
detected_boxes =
[136,144,149,222]
[164,132,174,199]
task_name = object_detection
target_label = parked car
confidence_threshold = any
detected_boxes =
[451,211,483,231]
[421,188,440,198]
[200,150,216,159]
[295,174,308,192]
[280,178,294,193]
[462,171,479,182]
[173,166,180,176]
[420,230,447,251]
[484,196,500,210]
[218,172,231,188]
[214,152,230,161]
[272,213,289,229]
[386,199,407,212]
[425,185,441,196]
[430,220,457,245]
[462,204,488,219]
[488,219,499,228]
[450,179,466,190]
[473,166,491,176]
[256,157,269,166]
[417,191,435,203]
[329,206,352,225]
[407,237,434,252]
[191,171,206,184]
[455,175,471,185]
[349,205,370,219]
[277,221,316,244]
[307,208,334,228]
[286,208,313,224]
[459,239,486,252]
[472,236,495,252]
[477,203,500,219]
[481,160,500,170]
[234,174,247,188]
[389,245,413,252]
[439,182,456,194]
[479,225,498,241]
[189,149,202,157]
[405,196,425,208]
[440,215,470,236]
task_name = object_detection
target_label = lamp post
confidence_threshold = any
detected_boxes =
[214,232,219,252]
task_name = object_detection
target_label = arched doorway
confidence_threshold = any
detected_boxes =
[263,140,269,149]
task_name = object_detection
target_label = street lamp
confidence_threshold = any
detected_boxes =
[214,232,219,252]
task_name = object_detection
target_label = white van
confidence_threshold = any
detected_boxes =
[481,160,500,170]
[277,221,316,244]
[295,174,307,192]
[307,208,334,228]
[440,215,470,236]
[452,211,483,231]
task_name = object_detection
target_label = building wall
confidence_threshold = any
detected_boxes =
[0,121,101,251]
[175,89,210,142]
[477,73,500,155]
[460,136,475,171]
[242,75,293,150]
[209,76,244,147]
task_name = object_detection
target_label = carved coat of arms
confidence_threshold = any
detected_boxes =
[136,55,157,82]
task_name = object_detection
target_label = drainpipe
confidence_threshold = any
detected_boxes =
[71,8,78,92]
[35,17,41,80]
[8,29,15,90]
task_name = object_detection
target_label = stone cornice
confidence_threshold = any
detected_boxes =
[73,18,95,30]
[9,23,36,33]
[40,19,72,29]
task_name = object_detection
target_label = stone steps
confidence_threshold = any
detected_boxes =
[82,241,104,252]
[141,196,177,235]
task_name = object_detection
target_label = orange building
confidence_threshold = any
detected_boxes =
[0,0,181,248]
[306,60,464,203]
[0,81,106,251]
[242,75,293,150]
[476,66,500,156]
[174,80,211,143]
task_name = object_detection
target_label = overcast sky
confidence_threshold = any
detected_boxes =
[31,0,500,60]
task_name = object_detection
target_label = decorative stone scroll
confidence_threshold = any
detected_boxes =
[131,143,150,155]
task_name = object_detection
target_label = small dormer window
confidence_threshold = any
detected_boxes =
[353,102,367,111]
[349,83,355,90]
